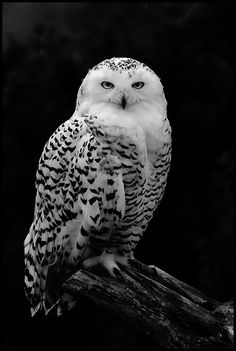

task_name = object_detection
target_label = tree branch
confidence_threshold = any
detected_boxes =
[62,259,234,349]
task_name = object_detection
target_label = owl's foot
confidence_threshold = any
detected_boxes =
[83,253,128,277]
[148,265,160,274]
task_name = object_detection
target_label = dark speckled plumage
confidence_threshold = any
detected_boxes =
[90,57,154,75]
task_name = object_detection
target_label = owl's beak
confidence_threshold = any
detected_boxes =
[120,95,127,109]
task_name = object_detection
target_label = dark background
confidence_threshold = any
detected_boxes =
[2,3,234,349]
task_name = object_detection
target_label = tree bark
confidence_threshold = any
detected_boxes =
[62,259,234,349]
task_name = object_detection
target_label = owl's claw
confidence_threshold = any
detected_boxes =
[82,253,128,277]
[148,264,159,274]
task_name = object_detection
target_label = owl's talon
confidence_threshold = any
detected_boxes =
[82,253,129,278]
[148,265,159,274]
[113,267,120,275]
[116,268,127,280]
[112,267,125,278]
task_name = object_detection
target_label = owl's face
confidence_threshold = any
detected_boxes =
[77,58,166,113]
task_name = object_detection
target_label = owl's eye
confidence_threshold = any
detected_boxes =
[132,82,145,89]
[101,81,114,89]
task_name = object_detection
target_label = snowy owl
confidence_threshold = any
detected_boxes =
[24,57,172,316]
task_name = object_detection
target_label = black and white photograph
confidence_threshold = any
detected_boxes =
[2,2,234,349]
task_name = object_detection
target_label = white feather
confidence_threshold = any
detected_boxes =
[115,172,125,219]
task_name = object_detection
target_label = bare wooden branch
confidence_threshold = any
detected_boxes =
[62,259,234,349]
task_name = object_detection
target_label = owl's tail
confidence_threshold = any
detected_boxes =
[56,292,77,316]
[24,220,65,316]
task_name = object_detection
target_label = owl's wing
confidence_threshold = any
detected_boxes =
[144,117,172,227]
[24,115,89,315]
[24,113,130,315]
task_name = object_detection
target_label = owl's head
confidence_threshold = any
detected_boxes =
[76,58,166,113]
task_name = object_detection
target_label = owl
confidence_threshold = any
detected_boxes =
[24,57,172,316]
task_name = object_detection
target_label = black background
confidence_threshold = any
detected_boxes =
[2,3,234,349]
